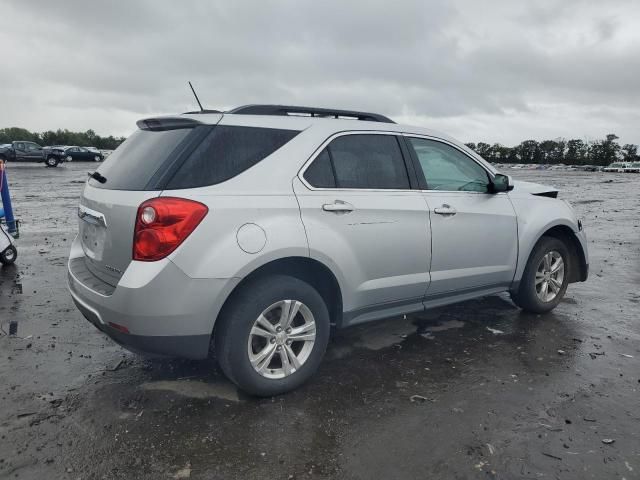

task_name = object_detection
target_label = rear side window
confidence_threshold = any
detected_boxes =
[90,128,193,190]
[304,134,409,189]
[166,126,299,189]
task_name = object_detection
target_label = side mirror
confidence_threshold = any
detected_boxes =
[491,173,514,193]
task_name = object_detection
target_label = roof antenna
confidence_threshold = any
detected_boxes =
[188,81,204,112]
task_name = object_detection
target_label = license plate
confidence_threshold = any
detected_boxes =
[80,218,106,261]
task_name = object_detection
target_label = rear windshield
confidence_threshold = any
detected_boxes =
[90,124,299,190]
[90,128,193,190]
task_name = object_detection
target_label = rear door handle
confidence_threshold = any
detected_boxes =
[322,200,354,213]
[433,204,457,216]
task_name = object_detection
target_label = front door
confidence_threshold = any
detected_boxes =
[294,133,432,316]
[13,142,27,161]
[24,142,43,160]
[405,136,518,296]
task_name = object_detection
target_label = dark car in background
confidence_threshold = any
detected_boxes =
[64,146,104,162]
[0,141,67,167]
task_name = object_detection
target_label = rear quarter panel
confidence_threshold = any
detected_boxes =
[166,190,309,280]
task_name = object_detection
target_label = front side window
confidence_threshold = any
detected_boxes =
[304,134,409,189]
[408,138,490,192]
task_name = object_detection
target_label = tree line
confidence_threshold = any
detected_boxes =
[1,126,638,166]
[0,127,126,150]
[465,134,638,166]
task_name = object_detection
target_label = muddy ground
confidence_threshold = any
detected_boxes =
[0,162,638,480]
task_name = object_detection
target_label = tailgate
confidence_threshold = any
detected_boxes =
[79,184,160,286]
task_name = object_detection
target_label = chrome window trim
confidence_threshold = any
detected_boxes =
[297,130,503,195]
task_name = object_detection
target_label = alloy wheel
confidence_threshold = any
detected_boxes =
[247,300,316,379]
[535,250,565,302]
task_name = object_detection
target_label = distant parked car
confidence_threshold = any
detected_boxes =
[0,141,66,167]
[64,146,104,162]
[623,162,640,173]
[602,162,630,172]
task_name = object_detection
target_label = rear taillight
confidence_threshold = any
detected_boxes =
[133,197,208,261]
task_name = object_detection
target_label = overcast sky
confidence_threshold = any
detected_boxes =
[1,0,639,145]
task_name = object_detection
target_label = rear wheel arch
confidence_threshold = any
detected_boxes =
[215,256,343,335]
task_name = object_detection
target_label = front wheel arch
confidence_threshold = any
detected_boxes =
[535,225,586,283]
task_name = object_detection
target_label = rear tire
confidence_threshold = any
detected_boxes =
[0,245,17,265]
[214,275,330,396]
[511,236,570,313]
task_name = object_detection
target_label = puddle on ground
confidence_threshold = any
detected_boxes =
[422,319,466,332]
[353,318,415,351]
[141,380,240,402]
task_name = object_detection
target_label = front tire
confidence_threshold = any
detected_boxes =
[45,156,59,167]
[214,275,330,396]
[94,155,101,162]
[0,245,17,265]
[511,236,570,313]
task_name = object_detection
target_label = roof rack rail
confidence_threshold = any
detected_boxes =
[183,109,222,114]
[227,105,395,123]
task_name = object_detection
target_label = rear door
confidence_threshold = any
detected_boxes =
[405,136,518,296]
[294,132,431,315]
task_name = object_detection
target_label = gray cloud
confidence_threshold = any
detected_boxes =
[1,0,639,145]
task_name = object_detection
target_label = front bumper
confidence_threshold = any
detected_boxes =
[67,238,238,359]
[574,226,589,282]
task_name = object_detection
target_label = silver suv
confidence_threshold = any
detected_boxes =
[68,105,588,396]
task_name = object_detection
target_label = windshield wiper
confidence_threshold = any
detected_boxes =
[88,171,107,184]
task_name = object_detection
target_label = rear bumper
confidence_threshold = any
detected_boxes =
[67,237,239,359]
[71,293,210,358]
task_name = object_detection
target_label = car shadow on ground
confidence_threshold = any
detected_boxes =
[109,293,578,403]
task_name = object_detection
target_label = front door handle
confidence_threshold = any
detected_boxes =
[433,204,457,216]
[322,200,354,213]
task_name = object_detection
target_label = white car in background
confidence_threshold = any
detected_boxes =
[603,162,630,172]
[623,162,640,173]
